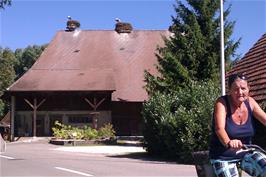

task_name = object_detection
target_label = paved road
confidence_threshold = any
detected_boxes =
[0,140,198,177]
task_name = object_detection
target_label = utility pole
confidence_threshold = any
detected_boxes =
[220,0,226,95]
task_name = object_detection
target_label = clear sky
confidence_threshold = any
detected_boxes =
[0,0,265,59]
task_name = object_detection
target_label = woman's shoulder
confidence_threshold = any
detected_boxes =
[248,96,256,102]
[214,95,229,114]
[247,97,257,110]
[216,95,227,103]
[215,95,228,107]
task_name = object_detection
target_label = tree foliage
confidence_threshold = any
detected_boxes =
[0,45,47,118]
[0,48,16,92]
[14,45,47,79]
[0,48,16,117]
[143,81,220,162]
[0,0,11,9]
[145,0,240,94]
[143,0,240,161]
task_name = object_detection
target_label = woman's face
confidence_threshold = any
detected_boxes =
[229,78,249,103]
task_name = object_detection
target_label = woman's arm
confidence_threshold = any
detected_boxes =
[249,97,266,126]
[214,98,231,147]
[214,97,242,149]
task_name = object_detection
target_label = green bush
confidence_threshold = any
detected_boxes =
[52,121,70,139]
[68,127,84,140]
[142,80,220,162]
[83,126,98,140]
[98,123,116,139]
[52,121,116,140]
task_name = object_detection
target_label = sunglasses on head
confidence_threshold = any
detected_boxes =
[228,73,247,87]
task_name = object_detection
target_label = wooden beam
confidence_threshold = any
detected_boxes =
[84,97,106,130]
[23,98,46,137]
[10,96,15,141]
[24,99,34,109]
[84,98,96,110]
[37,99,46,109]
[96,98,105,109]
[33,98,37,137]
[84,97,105,111]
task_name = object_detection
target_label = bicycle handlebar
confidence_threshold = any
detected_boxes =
[243,144,266,154]
[236,144,266,155]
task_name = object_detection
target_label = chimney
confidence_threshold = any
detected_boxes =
[114,18,133,33]
[66,16,81,32]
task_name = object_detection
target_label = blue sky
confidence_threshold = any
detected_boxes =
[0,0,265,59]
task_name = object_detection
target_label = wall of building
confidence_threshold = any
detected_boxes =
[14,111,111,137]
[111,102,143,136]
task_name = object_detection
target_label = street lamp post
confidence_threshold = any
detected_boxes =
[220,0,226,95]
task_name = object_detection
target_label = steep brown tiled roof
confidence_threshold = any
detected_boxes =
[227,33,266,102]
[7,30,170,102]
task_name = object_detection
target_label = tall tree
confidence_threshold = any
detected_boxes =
[142,0,241,160]
[14,45,47,79]
[0,48,16,117]
[145,0,240,94]
[0,0,11,9]
[0,44,46,118]
[0,48,16,92]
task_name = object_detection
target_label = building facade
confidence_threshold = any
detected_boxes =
[4,22,170,139]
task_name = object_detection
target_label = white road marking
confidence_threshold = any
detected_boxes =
[54,145,146,154]
[0,155,15,160]
[55,166,93,176]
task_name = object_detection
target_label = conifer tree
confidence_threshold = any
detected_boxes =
[0,0,11,9]
[145,0,240,94]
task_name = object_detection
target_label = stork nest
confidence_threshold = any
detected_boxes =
[66,20,81,31]
[115,22,133,33]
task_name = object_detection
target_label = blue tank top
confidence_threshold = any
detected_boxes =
[209,95,255,160]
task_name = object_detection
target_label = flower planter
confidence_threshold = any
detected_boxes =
[49,138,116,146]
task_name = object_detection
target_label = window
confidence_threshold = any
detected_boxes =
[68,115,92,123]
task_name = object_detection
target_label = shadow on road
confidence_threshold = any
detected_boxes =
[107,151,191,165]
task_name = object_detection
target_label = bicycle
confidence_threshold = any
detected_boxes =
[192,144,266,177]
[236,144,266,177]
[236,144,266,155]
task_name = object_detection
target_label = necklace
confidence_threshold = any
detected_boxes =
[237,107,242,118]
[229,96,245,125]
[236,106,243,124]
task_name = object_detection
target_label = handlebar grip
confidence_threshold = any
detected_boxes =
[242,144,266,154]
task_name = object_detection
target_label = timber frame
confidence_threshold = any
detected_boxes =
[7,91,112,141]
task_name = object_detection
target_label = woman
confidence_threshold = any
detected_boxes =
[209,73,266,177]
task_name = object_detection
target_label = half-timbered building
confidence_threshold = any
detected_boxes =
[4,21,170,139]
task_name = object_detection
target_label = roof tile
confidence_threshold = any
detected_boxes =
[7,30,170,102]
[227,33,266,102]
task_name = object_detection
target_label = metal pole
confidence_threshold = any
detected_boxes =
[220,0,226,95]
